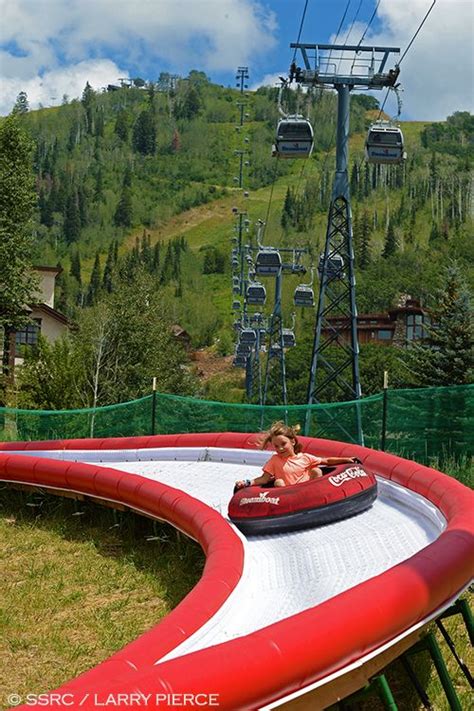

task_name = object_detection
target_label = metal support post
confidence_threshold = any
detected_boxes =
[436,618,474,687]
[373,674,398,710]
[338,673,398,710]
[400,655,433,709]
[151,377,157,436]
[439,598,474,647]
[407,633,462,711]
[381,370,389,450]
[262,269,287,409]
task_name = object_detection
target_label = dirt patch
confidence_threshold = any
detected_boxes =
[124,194,237,251]
[191,349,234,381]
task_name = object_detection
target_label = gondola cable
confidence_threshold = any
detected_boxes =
[263,0,312,240]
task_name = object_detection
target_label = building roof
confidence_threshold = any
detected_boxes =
[31,302,70,327]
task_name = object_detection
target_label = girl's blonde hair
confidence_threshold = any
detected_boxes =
[258,421,302,453]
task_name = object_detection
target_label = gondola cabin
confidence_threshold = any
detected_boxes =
[318,253,345,280]
[236,341,252,355]
[255,249,282,276]
[232,354,247,368]
[365,123,406,165]
[240,328,257,345]
[273,117,314,159]
[247,282,267,305]
[282,329,296,348]
[294,284,315,307]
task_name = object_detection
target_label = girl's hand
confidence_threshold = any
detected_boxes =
[233,479,251,494]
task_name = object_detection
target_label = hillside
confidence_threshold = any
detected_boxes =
[8,77,474,405]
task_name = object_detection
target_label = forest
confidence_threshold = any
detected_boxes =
[1,72,473,409]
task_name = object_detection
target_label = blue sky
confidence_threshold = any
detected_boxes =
[0,0,472,119]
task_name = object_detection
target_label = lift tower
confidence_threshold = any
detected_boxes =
[290,43,400,442]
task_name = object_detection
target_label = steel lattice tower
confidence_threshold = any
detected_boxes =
[290,43,401,442]
[262,269,287,407]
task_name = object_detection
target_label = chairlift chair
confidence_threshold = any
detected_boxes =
[273,116,314,159]
[246,281,267,305]
[255,248,282,276]
[365,123,406,165]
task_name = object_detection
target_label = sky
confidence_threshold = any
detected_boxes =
[0,0,473,120]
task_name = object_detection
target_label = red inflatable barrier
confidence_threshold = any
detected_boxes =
[228,463,378,534]
[0,433,473,710]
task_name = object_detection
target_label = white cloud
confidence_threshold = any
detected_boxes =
[250,71,285,90]
[0,0,278,114]
[0,59,128,114]
[337,0,474,120]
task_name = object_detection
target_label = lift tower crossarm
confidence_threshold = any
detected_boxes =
[290,43,400,88]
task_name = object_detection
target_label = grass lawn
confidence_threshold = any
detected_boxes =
[0,489,204,702]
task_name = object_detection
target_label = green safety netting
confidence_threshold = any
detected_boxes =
[0,385,472,464]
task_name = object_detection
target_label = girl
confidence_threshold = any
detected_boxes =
[234,421,359,490]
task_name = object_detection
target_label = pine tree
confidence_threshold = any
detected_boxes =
[404,262,473,385]
[102,243,115,293]
[70,251,82,286]
[350,162,359,197]
[176,84,202,120]
[147,83,156,112]
[123,164,133,188]
[95,107,104,137]
[281,187,296,231]
[54,262,70,316]
[152,242,161,273]
[115,110,130,142]
[81,82,95,135]
[363,163,371,197]
[359,209,371,269]
[114,186,133,227]
[132,110,156,155]
[78,186,88,227]
[382,220,397,259]
[87,252,102,306]
[0,114,38,384]
[140,231,152,270]
[64,190,81,243]
[94,167,104,202]
[12,91,29,115]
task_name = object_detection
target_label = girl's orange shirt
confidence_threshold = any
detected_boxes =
[263,452,323,486]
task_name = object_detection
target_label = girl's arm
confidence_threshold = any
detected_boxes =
[234,471,274,490]
[320,456,359,465]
